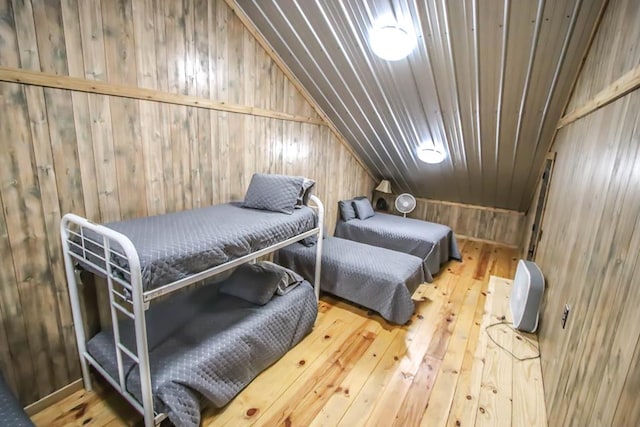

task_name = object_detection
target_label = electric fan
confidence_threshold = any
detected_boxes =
[394,193,416,217]
[510,260,545,333]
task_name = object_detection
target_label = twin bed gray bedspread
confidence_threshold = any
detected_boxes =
[0,375,33,427]
[89,202,316,291]
[334,213,461,282]
[276,237,424,324]
[86,280,317,427]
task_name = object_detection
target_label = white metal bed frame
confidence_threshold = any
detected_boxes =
[60,196,324,427]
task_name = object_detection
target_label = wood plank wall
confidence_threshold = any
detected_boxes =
[0,0,373,405]
[534,0,640,425]
[374,191,525,247]
[520,179,541,257]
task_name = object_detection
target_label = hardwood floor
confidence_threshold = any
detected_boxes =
[32,239,537,427]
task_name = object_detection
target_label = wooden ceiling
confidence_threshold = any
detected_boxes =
[233,0,606,211]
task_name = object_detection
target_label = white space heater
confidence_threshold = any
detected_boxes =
[510,260,545,333]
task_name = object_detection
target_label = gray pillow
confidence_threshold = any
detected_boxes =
[353,198,375,219]
[295,177,316,208]
[339,200,357,221]
[259,261,305,295]
[219,263,282,305]
[242,173,304,214]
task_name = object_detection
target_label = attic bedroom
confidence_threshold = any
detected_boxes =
[0,0,638,426]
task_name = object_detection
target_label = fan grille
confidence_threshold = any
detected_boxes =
[395,193,416,214]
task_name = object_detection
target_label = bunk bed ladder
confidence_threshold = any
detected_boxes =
[104,236,137,391]
[119,242,156,427]
[103,236,157,427]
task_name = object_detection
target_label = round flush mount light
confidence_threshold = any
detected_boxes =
[369,25,416,61]
[417,144,446,164]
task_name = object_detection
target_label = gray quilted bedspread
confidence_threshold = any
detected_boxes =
[86,279,317,427]
[334,213,461,282]
[90,203,316,291]
[276,237,424,324]
[0,375,33,427]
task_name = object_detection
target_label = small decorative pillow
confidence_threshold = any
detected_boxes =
[259,261,305,295]
[295,177,316,208]
[339,200,357,221]
[242,173,304,214]
[219,263,282,305]
[353,198,375,220]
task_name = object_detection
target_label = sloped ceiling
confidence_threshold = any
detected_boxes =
[234,0,605,211]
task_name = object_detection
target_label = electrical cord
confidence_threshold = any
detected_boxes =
[485,321,541,361]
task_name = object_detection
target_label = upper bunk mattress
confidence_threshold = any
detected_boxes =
[334,212,461,281]
[80,202,316,291]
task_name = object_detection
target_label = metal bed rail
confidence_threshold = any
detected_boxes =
[60,196,324,426]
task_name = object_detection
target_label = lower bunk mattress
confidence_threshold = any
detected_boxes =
[276,237,424,324]
[86,279,317,427]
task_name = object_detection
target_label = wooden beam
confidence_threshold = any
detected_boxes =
[373,190,525,215]
[223,0,377,181]
[553,0,609,133]
[557,64,640,128]
[421,198,524,215]
[0,66,325,125]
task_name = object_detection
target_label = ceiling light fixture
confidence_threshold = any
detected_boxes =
[417,144,446,164]
[369,24,416,61]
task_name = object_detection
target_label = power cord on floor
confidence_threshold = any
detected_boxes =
[485,321,541,361]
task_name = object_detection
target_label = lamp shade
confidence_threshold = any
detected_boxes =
[375,179,392,193]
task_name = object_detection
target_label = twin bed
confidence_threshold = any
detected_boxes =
[277,236,425,324]
[334,211,461,282]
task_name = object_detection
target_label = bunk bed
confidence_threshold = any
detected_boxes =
[60,175,324,427]
[334,198,461,282]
